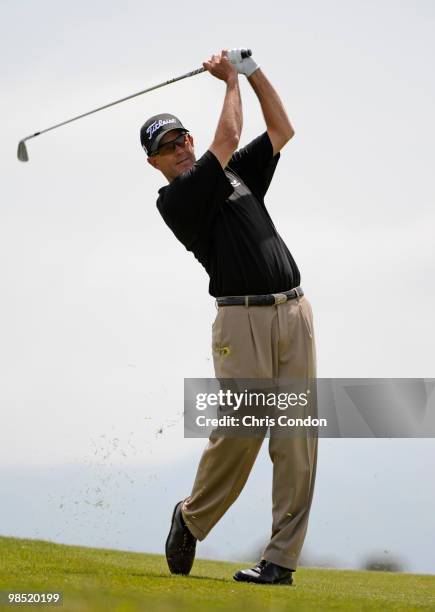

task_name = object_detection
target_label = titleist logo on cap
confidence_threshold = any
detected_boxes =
[146,118,176,140]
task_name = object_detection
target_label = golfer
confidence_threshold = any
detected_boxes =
[141,49,317,586]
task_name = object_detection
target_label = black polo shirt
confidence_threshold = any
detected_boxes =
[156,131,301,297]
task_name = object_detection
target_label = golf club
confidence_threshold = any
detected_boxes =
[17,49,252,162]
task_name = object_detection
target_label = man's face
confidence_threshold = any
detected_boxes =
[147,129,196,182]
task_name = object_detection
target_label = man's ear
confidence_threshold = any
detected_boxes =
[147,156,159,170]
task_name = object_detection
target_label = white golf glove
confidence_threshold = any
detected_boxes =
[227,48,259,77]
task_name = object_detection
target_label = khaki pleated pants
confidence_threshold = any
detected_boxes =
[181,292,318,570]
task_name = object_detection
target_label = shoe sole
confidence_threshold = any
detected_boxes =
[233,573,293,585]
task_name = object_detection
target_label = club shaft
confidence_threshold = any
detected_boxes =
[23,66,206,142]
[18,48,252,157]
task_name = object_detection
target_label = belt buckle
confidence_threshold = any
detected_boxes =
[273,293,287,305]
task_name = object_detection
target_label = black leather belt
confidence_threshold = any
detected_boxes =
[216,286,304,307]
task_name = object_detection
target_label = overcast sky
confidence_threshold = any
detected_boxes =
[1,0,434,574]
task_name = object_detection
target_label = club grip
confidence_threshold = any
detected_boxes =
[240,49,252,59]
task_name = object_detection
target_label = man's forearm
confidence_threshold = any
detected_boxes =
[213,76,243,146]
[248,69,294,142]
[210,74,243,168]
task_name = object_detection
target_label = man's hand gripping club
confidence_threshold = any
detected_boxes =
[227,48,260,77]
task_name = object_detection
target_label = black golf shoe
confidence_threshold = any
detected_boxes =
[233,560,294,585]
[165,501,197,575]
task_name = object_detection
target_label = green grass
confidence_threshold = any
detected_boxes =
[0,536,434,611]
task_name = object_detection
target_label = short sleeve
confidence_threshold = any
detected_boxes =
[156,150,233,250]
[227,131,280,201]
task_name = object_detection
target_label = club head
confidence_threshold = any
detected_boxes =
[17,140,29,162]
